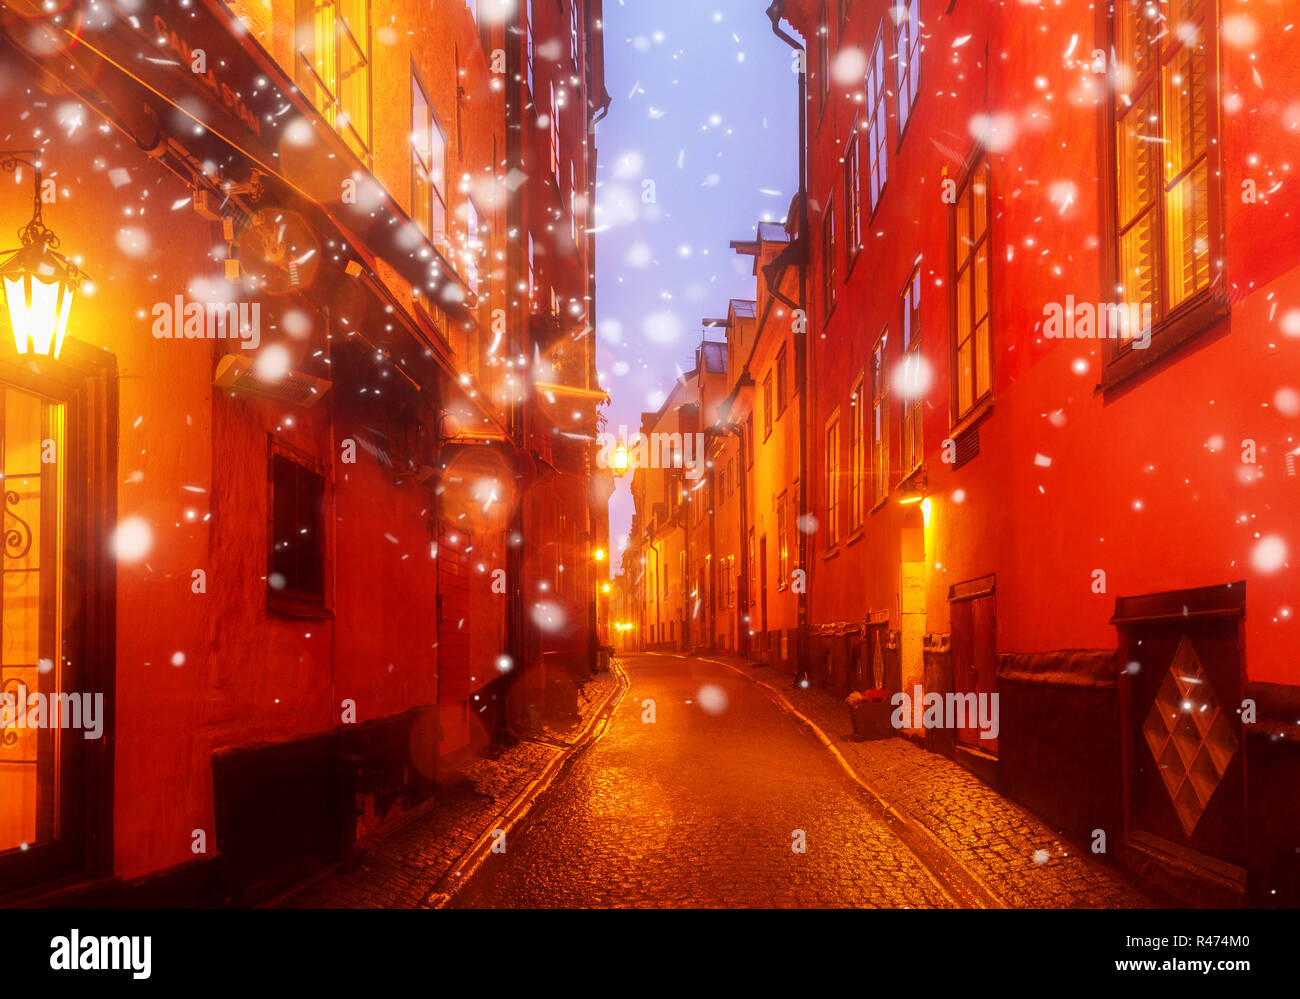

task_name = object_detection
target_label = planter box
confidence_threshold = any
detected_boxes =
[849,699,894,742]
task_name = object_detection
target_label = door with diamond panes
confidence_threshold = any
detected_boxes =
[1116,584,1246,868]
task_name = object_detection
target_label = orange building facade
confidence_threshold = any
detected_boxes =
[0,0,606,905]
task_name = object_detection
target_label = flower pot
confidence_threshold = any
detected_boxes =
[848,699,894,741]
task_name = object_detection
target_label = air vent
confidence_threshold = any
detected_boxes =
[952,423,980,469]
[214,354,331,408]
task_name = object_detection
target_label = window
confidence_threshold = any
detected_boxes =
[570,0,580,67]
[895,0,921,136]
[849,375,865,530]
[776,346,788,415]
[463,198,483,296]
[762,372,773,440]
[1107,0,1221,372]
[825,415,841,546]
[411,71,448,252]
[745,415,754,465]
[776,492,789,590]
[549,81,561,188]
[527,232,536,309]
[870,329,890,508]
[270,448,327,611]
[865,25,889,212]
[525,0,536,94]
[953,156,992,420]
[817,1,830,113]
[822,193,837,315]
[296,0,371,160]
[899,266,923,475]
[844,122,862,264]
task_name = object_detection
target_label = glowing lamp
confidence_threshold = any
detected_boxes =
[611,442,630,476]
[0,154,83,360]
[593,547,606,562]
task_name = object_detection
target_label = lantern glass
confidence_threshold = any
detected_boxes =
[612,445,629,475]
[5,270,73,358]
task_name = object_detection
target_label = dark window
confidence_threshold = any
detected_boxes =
[270,450,327,611]
[776,346,788,415]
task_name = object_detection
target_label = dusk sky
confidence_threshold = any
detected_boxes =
[594,0,798,569]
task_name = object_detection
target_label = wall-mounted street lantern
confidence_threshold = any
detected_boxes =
[0,153,84,360]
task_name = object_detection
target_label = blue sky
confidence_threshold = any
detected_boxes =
[594,0,797,570]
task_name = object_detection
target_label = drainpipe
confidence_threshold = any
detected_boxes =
[766,0,811,686]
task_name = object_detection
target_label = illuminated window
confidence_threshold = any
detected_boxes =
[296,0,371,161]
[864,24,888,212]
[817,1,830,112]
[952,156,992,419]
[895,0,921,136]
[1108,0,1221,369]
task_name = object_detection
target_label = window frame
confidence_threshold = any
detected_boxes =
[844,117,863,270]
[864,24,889,217]
[776,491,789,591]
[762,372,774,441]
[267,437,332,620]
[410,66,448,255]
[894,0,922,143]
[869,327,890,511]
[849,373,866,532]
[824,411,841,547]
[899,265,923,478]
[822,191,837,318]
[949,151,993,426]
[1097,0,1228,391]
[295,0,373,163]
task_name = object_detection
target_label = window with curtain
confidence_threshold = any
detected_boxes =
[1110,0,1219,366]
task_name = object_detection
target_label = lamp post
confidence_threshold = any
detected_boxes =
[0,153,84,360]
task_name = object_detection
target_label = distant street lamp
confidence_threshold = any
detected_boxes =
[611,440,630,476]
[0,153,84,360]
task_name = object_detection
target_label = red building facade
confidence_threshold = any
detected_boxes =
[777,0,1300,906]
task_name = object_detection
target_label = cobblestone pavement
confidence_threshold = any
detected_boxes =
[287,672,620,908]
[700,654,1153,909]
[454,654,959,908]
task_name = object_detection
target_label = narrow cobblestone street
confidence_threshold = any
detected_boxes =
[451,653,1150,908]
